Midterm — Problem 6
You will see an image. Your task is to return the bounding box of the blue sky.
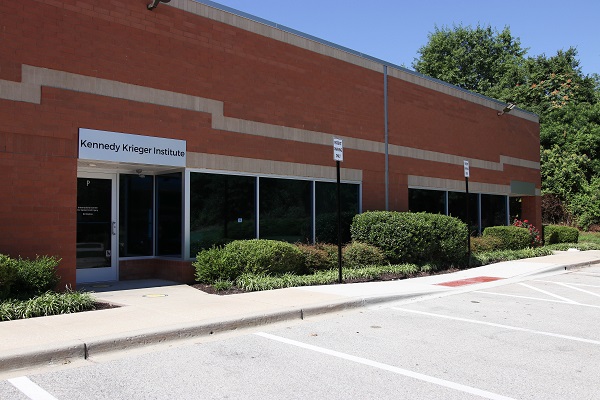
[209,0,599,77]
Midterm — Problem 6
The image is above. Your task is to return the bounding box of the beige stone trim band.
[187,152,362,181]
[408,175,541,196]
[1,65,539,173]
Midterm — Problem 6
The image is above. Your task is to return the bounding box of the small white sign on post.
[333,138,343,162]
[464,160,470,178]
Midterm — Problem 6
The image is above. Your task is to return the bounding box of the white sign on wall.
[79,128,186,167]
[333,138,343,162]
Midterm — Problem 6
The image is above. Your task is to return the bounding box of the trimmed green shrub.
[10,256,60,299]
[482,226,531,250]
[222,240,305,275]
[351,211,467,266]
[342,241,387,268]
[297,244,336,272]
[544,225,579,244]
[193,239,305,283]
[0,254,17,300]
[512,219,543,247]
[470,236,503,253]
[193,246,234,283]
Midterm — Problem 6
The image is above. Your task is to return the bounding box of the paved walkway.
[1,250,600,374]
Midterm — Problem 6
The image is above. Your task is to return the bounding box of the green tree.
[510,48,598,117]
[413,24,526,97]
[413,25,600,229]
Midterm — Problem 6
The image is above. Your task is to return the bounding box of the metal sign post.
[333,138,343,283]
[464,160,471,264]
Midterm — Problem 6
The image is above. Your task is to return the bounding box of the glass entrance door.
[77,173,117,283]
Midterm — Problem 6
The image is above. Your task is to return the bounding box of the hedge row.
[193,239,388,284]
[544,225,579,244]
[0,254,60,301]
[350,211,467,266]
[482,226,531,250]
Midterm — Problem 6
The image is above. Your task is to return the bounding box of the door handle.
[112,221,116,236]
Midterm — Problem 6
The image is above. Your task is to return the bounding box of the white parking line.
[7,377,58,400]
[473,290,600,309]
[473,291,570,304]
[391,308,600,346]
[256,332,517,400]
[534,279,600,289]
[535,281,600,298]
[518,283,579,303]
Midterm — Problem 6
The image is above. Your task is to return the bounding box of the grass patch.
[471,247,554,266]
[579,232,600,245]
[0,291,96,321]
[235,264,420,292]
[544,243,600,251]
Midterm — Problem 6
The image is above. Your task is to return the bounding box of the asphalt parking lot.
[3,265,600,400]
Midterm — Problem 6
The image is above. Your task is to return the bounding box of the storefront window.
[119,174,153,257]
[481,194,507,230]
[315,182,360,244]
[509,197,522,223]
[409,189,446,214]
[156,173,182,257]
[259,177,312,243]
[448,191,479,236]
[190,173,256,254]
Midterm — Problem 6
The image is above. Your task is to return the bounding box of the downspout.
[384,65,389,211]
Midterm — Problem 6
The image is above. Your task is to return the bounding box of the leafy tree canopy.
[413,24,526,97]
[412,25,600,229]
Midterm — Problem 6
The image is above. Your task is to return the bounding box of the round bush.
[0,254,17,300]
[470,236,503,253]
[11,256,60,299]
[342,241,387,268]
[482,226,531,250]
[297,244,336,272]
[193,246,235,283]
[351,211,467,266]
[543,225,579,244]
[194,240,307,283]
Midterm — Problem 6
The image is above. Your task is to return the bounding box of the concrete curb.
[0,292,439,374]
[0,341,85,373]
[2,258,599,374]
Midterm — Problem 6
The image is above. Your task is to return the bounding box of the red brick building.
[0,0,541,287]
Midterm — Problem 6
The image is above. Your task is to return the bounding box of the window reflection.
[315,182,359,244]
[409,189,446,214]
[259,178,312,243]
[448,191,479,236]
[481,194,507,230]
[156,173,182,257]
[119,174,153,257]
[190,173,256,254]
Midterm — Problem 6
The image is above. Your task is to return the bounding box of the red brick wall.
[119,259,195,283]
[0,0,541,287]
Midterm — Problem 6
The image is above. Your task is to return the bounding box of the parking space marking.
[534,280,600,289]
[8,376,58,400]
[518,283,579,303]
[255,332,517,400]
[473,291,570,304]
[391,308,600,346]
[473,290,600,309]
[534,281,600,298]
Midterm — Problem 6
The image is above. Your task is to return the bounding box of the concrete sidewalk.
[1,250,600,374]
